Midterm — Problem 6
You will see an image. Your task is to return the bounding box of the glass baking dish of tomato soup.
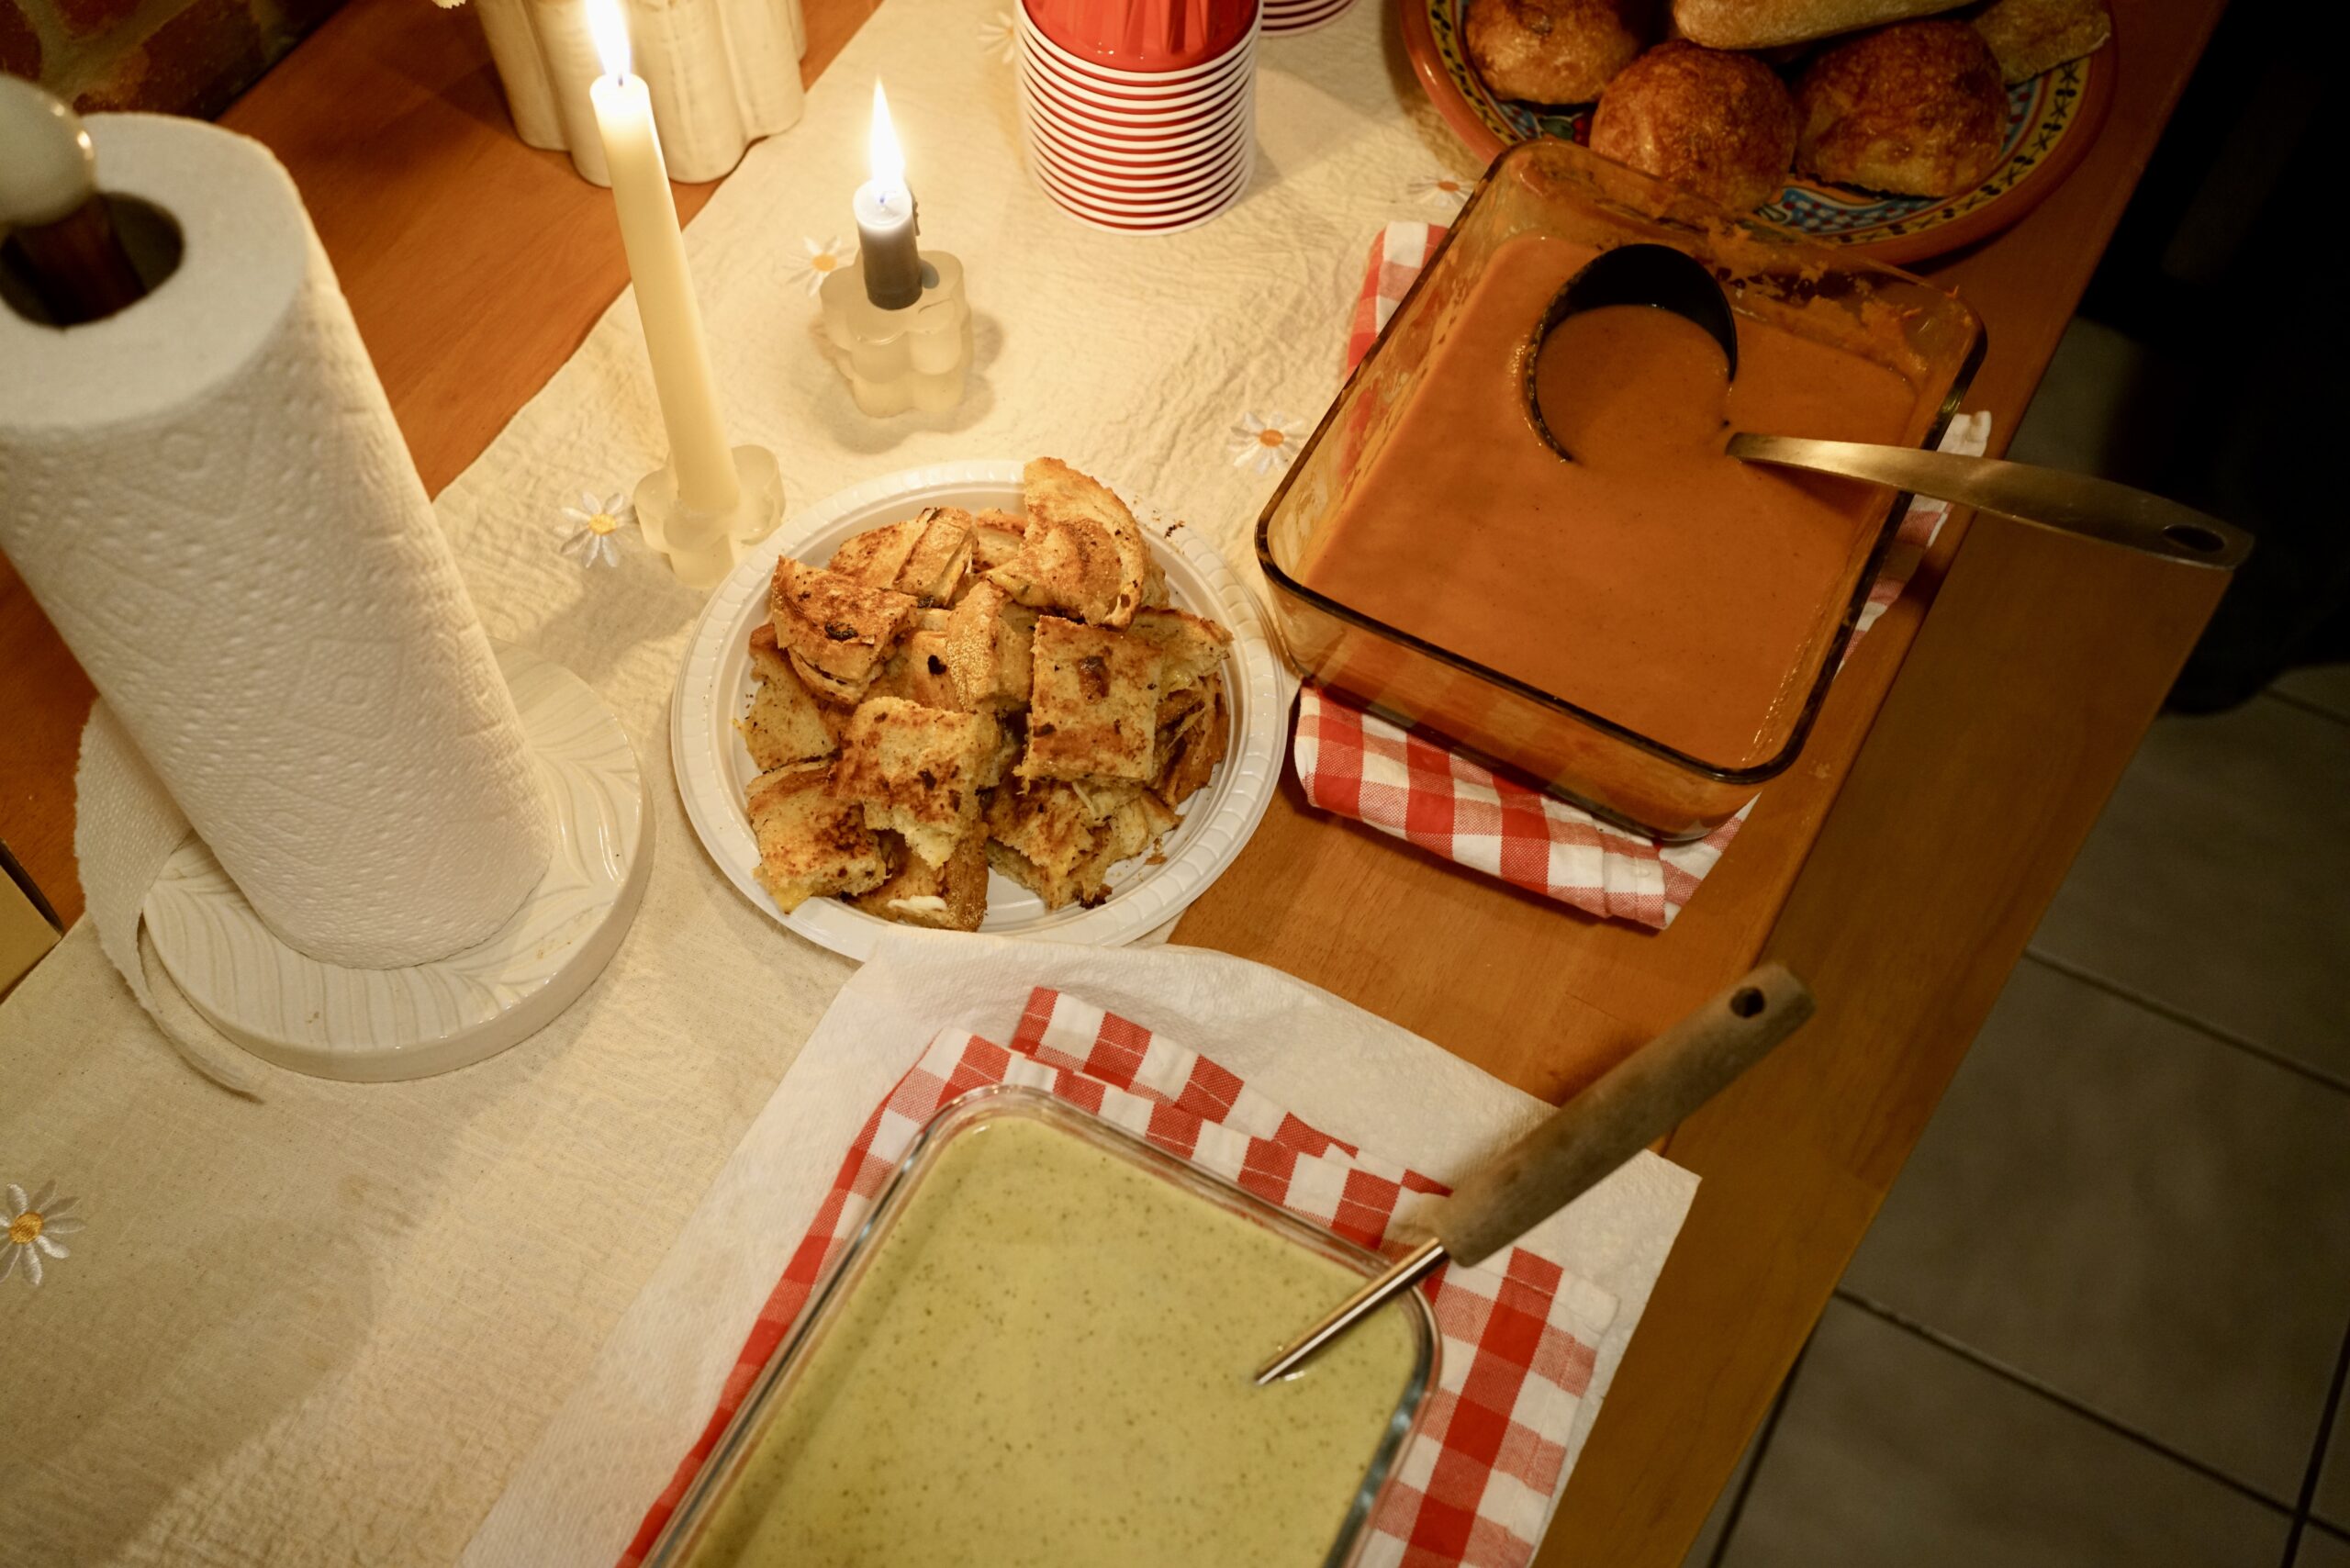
[641,1085,1437,1568]
[1256,138,1985,842]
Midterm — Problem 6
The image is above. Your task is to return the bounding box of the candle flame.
[586,0,631,80]
[868,82,907,203]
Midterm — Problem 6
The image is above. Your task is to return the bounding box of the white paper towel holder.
[139,645,651,1082]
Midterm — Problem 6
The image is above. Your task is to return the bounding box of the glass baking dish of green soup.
[641,1084,1438,1568]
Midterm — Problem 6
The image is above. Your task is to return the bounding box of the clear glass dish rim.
[640,1081,1441,1568]
[1251,136,1991,793]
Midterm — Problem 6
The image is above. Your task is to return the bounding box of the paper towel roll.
[0,115,554,971]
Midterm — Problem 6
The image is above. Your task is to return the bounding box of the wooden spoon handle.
[1432,964,1815,1268]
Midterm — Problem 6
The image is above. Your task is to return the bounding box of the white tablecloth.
[0,1,1485,1561]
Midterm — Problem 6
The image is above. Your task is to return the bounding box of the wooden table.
[0,2,2230,1560]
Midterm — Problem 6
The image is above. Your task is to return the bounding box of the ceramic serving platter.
[670,461,1292,960]
[1402,0,2117,266]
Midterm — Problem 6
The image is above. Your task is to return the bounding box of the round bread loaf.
[1795,21,2008,197]
[1590,42,1797,213]
[1466,0,1649,106]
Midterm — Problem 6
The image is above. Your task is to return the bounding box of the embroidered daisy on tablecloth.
[1407,173,1472,214]
[979,8,1016,63]
[5,1182,84,1287]
[1226,411,1307,476]
[556,490,634,568]
[787,236,856,298]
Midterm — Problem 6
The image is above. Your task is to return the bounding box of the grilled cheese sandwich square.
[984,779,1098,909]
[984,458,1163,628]
[1019,616,1162,784]
[986,781,1175,909]
[741,623,837,771]
[943,580,1036,710]
[970,510,1027,573]
[834,697,995,867]
[746,762,889,912]
[771,557,917,699]
[1126,606,1230,697]
[828,507,978,606]
[1153,670,1228,812]
[850,829,989,931]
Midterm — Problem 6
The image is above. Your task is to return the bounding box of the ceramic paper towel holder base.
[140,647,652,1082]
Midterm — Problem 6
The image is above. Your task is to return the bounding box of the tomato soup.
[1303,234,1917,767]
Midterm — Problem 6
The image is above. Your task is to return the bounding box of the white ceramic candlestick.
[585,0,778,587]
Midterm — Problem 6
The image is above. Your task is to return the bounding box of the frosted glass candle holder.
[475,0,806,185]
[818,252,972,417]
[634,443,783,589]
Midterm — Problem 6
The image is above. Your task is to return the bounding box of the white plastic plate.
[669,461,1292,960]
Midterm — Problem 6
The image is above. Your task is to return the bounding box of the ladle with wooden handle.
[1254,963,1815,1385]
[1523,244,2254,573]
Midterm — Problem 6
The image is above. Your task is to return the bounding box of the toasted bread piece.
[834,697,994,867]
[746,762,889,912]
[983,779,1095,904]
[943,580,1038,710]
[811,695,859,750]
[1067,793,1181,904]
[1153,670,1228,811]
[828,518,923,590]
[986,778,1179,910]
[867,625,964,711]
[1125,606,1231,698]
[772,558,917,698]
[825,508,975,605]
[985,459,1161,628]
[850,829,990,931]
[1971,0,2109,83]
[741,623,837,771]
[903,630,967,710]
[1067,777,1146,824]
[898,508,976,604]
[1019,616,1163,784]
[970,510,1028,574]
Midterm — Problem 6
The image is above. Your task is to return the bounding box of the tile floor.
[1681,319,2350,1567]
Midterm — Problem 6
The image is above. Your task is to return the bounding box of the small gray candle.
[855,84,923,310]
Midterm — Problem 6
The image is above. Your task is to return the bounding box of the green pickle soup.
[679,1114,1423,1567]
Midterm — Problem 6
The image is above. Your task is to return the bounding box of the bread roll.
[1972,0,2111,83]
[1466,0,1650,106]
[1796,21,2007,196]
[1673,0,1966,49]
[1590,42,1797,212]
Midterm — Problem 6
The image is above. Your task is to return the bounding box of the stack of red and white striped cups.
[1262,0,1356,35]
[1016,0,1260,234]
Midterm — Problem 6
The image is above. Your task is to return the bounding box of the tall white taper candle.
[585,0,740,516]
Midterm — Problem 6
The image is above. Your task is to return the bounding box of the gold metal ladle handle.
[1727,433,2253,571]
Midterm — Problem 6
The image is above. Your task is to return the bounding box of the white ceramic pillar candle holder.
[475,0,808,185]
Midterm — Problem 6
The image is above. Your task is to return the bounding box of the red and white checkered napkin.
[622,988,1617,1568]
[1303,221,1991,930]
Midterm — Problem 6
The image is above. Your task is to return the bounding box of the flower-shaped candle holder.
[818,252,972,417]
[634,444,784,589]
